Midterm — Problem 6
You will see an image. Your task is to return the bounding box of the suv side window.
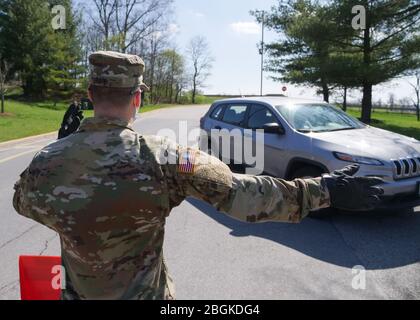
[222,105,248,125]
[210,104,225,120]
[247,104,277,129]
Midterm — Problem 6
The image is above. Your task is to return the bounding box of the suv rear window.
[222,105,247,125]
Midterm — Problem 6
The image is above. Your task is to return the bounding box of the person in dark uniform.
[58,95,85,139]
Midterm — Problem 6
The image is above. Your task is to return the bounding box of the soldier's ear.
[133,90,141,108]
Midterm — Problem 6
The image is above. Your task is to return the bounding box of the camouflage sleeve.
[162,141,330,223]
[13,168,34,219]
[13,166,48,226]
[219,174,330,223]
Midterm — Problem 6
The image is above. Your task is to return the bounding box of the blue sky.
[172,0,416,104]
[74,0,416,104]
[173,0,279,96]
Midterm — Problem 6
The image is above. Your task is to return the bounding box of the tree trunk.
[169,78,174,104]
[192,76,197,104]
[192,86,196,104]
[1,93,4,114]
[23,75,32,97]
[343,86,347,112]
[175,84,179,103]
[149,40,156,104]
[105,28,109,50]
[321,81,329,103]
[361,83,373,123]
[361,7,372,124]
[170,55,175,103]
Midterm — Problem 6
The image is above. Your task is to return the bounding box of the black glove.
[77,109,84,121]
[322,164,384,211]
[58,104,84,140]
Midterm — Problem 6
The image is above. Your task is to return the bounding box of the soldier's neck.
[94,107,134,124]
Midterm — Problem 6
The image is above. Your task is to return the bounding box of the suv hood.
[311,126,420,160]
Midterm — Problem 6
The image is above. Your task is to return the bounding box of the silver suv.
[199,97,420,204]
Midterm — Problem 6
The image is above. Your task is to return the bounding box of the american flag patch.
[178,149,197,174]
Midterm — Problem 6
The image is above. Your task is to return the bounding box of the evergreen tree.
[0,0,85,99]
[255,0,420,123]
[331,0,420,123]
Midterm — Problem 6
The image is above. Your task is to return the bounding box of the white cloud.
[188,10,205,18]
[168,23,180,35]
[230,22,260,35]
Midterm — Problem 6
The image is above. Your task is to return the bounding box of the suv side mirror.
[262,123,285,135]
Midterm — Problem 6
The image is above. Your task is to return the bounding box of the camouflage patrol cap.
[89,51,149,91]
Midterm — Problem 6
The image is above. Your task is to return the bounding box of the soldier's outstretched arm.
[13,168,36,221]
[162,143,330,224]
[13,166,51,227]
[218,173,330,223]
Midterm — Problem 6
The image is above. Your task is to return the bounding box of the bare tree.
[146,30,170,103]
[76,2,104,79]
[88,0,172,53]
[407,72,420,121]
[115,0,172,53]
[151,48,185,103]
[0,57,10,114]
[186,36,213,104]
[168,48,185,103]
[388,93,395,111]
[91,0,118,50]
[174,72,188,103]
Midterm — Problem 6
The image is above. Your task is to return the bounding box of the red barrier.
[19,256,62,300]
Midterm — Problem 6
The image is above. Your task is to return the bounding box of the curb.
[0,104,210,146]
[0,131,58,148]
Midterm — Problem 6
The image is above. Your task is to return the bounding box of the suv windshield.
[275,104,365,133]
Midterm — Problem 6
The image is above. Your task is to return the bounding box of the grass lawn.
[347,108,420,140]
[0,100,184,143]
[1,100,68,142]
[1,100,419,143]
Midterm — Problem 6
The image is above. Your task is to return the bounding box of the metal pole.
[260,11,265,97]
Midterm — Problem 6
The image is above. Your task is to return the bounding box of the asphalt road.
[0,105,419,300]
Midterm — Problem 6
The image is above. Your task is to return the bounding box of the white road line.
[0,139,54,152]
[0,132,57,148]
[0,146,38,153]
[0,144,200,165]
[0,149,39,164]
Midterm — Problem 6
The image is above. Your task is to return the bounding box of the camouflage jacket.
[13,117,330,300]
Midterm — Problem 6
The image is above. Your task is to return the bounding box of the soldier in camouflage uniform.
[13,51,384,300]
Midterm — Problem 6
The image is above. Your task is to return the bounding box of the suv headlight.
[333,152,384,166]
